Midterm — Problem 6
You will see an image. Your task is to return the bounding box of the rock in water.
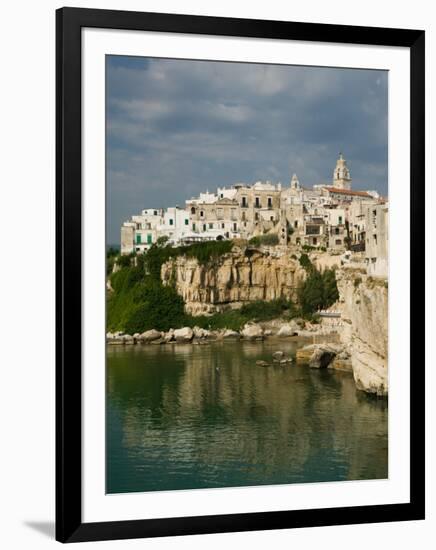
[241,323,264,340]
[163,329,175,343]
[222,329,240,339]
[272,351,284,360]
[139,329,162,343]
[256,360,269,367]
[309,348,336,369]
[277,322,299,337]
[173,327,194,342]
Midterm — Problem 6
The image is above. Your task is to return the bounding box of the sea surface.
[107,339,388,494]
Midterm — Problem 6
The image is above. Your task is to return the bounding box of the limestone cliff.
[161,246,305,315]
[336,266,388,396]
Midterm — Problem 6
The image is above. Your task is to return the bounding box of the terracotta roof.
[322,187,371,198]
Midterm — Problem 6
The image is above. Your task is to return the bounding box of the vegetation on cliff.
[145,240,234,281]
[107,241,234,332]
[106,243,339,333]
[248,233,279,247]
[297,255,339,316]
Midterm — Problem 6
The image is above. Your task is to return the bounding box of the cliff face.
[336,267,388,396]
[161,247,305,315]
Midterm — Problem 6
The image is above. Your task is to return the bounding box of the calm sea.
[107,340,388,494]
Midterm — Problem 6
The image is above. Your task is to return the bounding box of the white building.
[120,153,387,258]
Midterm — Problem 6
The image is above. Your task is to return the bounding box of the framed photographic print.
[56,7,425,543]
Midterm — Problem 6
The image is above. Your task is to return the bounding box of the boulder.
[193,326,210,339]
[277,321,299,337]
[163,330,175,343]
[174,327,194,342]
[222,329,240,340]
[256,360,270,367]
[309,347,336,369]
[139,329,162,343]
[241,324,264,340]
[272,351,284,361]
[122,334,135,345]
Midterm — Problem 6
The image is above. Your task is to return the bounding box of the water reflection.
[107,341,388,493]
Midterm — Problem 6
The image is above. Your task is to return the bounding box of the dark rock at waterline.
[256,360,270,367]
[309,348,336,369]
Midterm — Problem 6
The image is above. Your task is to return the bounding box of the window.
[335,227,340,235]
[192,223,196,231]
[242,211,246,221]
[335,239,342,245]
[200,211,204,217]
[233,223,237,231]
[241,196,247,207]
[220,193,223,199]
[313,237,317,245]
[191,207,196,215]
[153,210,158,216]
[221,223,225,229]
[185,219,189,225]
[255,196,260,208]
[270,216,274,221]
[338,216,343,224]
[373,234,378,244]
[209,223,213,229]
[294,220,298,228]
[147,234,152,244]
[255,212,259,221]
[169,219,174,226]
[136,234,141,244]
[267,197,272,208]
[203,224,206,231]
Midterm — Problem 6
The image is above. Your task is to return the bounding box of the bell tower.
[332,152,352,190]
[290,173,300,190]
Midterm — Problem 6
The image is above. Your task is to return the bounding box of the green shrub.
[117,254,133,268]
[249,233,279,247]
[297,268,339,317]
[124,281,186,333]
[106,246,119,258]
[299,253,313,271]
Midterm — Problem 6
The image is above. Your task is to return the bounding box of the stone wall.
[336,266,388,396]
[161,246,306,315]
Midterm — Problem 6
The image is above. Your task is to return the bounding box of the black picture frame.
[56,7,425,543]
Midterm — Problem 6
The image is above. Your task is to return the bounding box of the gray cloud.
[106,56,388,244]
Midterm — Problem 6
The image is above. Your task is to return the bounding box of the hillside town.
[121,153,388,277]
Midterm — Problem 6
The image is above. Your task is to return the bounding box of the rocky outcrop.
[295,343,350,371]
[161,246,305,315]
[336,267,388,396]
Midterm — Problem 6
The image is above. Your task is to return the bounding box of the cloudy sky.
[106,56,388,244]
